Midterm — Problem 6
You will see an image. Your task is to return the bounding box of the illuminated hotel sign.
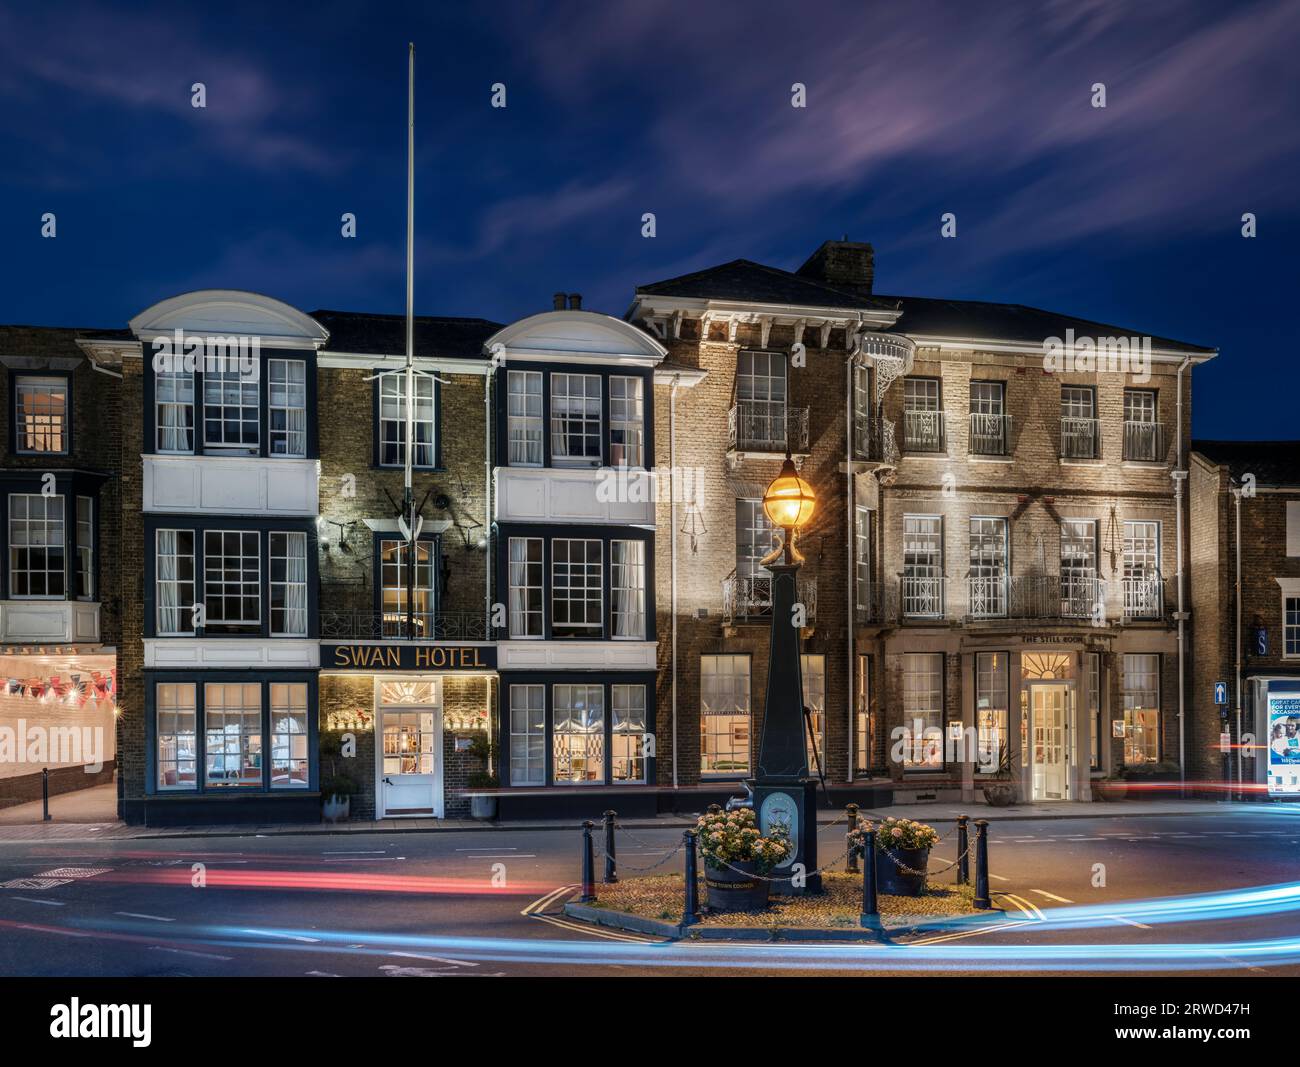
[322,643,497,672]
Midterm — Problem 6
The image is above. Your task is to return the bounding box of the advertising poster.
[1267,689,1300,796]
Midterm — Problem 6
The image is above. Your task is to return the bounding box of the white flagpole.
[404,42,417,636]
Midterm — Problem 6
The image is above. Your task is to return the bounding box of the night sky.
[1,0,1297,439]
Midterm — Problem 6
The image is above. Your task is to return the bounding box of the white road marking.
[457,847,517,852]
[239,929,321,943]
[306,970,340,977]
[323,857,407,863]
[388,952,476,967]
[323,850,386,855]
[12,896,64,906]
[1107,915,1152,930]
[988,872,1010,882]
[1030,889,1074,903]
[116,912,175,923]
[149,945,232,961]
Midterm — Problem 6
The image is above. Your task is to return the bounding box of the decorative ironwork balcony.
[319,610,491,641]
[728,401,810,453]
[900,575,947,619]
[1002,575,1106,620]
[1060,416,1099,459]
[1123,421,1165,463]
[902,410,945,453]
[854,582,891,625]
[967,575,1009,618]
[1121,576,1165,619]
[722,574,817,625]
[968,412,1011,456]
[851,415,900,465]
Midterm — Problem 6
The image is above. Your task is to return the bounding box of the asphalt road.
[0,809,1298,978]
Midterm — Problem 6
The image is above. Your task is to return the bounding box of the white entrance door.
[1031,684,1069,801]
[378,706,442,818]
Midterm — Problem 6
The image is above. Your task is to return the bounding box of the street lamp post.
[750,454,822,895]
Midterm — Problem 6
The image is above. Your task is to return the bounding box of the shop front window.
[553,684,604,783]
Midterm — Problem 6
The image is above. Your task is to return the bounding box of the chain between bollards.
[42,767,50,822]
[859,827,878,927]
[602,809,618,884]
[580,820,596,902]
[973,818,991,909]
[956,814,969,885]
[845,803,859,873]
[682,829,700,926]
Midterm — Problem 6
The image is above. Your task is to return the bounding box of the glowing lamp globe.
[763,458,816,532]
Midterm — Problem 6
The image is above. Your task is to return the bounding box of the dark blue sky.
[2,0,1297,438]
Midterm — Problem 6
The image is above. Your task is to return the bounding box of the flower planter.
[704,860,771,912]
[322,794,351,823]
[469,794,497,820]
[982,781,1019,807]
[875,845,929,896]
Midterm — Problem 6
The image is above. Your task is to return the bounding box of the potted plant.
[695,807,791,912]
[319,730,358,822]
[872,816,939,896]
[466,734,498,819]
[981,742,1021,807]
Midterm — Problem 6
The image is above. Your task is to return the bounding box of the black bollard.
[602,809,618,884]
[859,828,878,927]
[42,767,51,822]
[973,819,991,909]
[845,803,860,873]
[580,820,596,902]
[956,814,969,885]
[682,829,700,926]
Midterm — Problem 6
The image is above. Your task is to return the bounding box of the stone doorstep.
[561,900,1007,942]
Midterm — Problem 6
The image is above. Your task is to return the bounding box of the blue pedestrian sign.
[1214,681,1228,706]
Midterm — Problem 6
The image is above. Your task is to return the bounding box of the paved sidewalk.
[0,793,1273,844]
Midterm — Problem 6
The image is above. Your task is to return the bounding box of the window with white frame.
[269,532,308,636]
[155,366,195,453]
[378,372,435,467]
[1122,653,1160,765]
[14,376,69,454]
[1060,385,1097,459]
[8,493,64,598]
[204,682,263,787]
[203,530,260,631]
[736,498,777,580]
[609,375,644,467]
[509,684,545,785]
[852,363,872,458]
[550,373,601,464]
[1284,595,1300,658]
[854,506,871,617]
[551,538,602,637]
[379,539,435,636]
[735,351,788,450]
[156,529,195,634]
[506,370,543,466]
[1088,652,1103,769]
[976,652,1009,772]
[902,652,944,770]
[203,365,259,452]
[610,539,646,638]
[903,377,943,452]
[270,682,309,788]
[1122,388,1160,461]
[1061,519,1098,617]
[801,653,826,773]
[968,380,1008,455]
[855,654,872,775]
[701,654,750,775]
[553,684,604,784]
[268,359,307,457]
[902,515,944,617]
[1123,520,1161,617]
[156,682,197,790]
[969,517,1008,617]
[507,536,543,637]
[75,496,93,599]
[611,684,647,783]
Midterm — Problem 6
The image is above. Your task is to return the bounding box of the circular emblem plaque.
[759,791,799,869]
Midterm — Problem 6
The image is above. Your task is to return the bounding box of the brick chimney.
[553,292,566,310]
[568,293,582,310]
[796,239,874,295]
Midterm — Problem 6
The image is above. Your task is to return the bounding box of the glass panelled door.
[1030,684,1069,800]
[377,680,442,818]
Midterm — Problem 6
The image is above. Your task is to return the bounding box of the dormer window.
[13,375,69,455]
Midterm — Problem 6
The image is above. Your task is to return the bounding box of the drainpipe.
[846,316,865,783]
[669,374,681,789]
[1231,482,1243,801]
[1173,356,1191,796]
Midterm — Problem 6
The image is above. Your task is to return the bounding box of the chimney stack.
[796,239,874,295]
[568,293,582,310]
[553,292,566,310]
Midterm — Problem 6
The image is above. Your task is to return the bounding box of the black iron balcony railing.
[902,410,945,453]
[319,609,492,641]
[1060,416,1099,459]
[728,401,810,453]
[968,412,1011,456]
[1123,421,1165,463]
[900,574,947,619]
[722,574,817,625]
[967,575,1009,618]
[852,414,901,465]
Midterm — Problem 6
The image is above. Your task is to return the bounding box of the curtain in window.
[610,539,645,638]
[285,533,307,635]
[158,529,179,633]
[508,537,531,633]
